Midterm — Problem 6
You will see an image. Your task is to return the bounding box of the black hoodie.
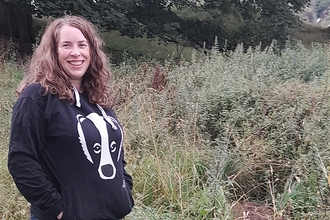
[8,83,134,220]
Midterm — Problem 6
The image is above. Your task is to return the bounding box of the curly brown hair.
[17,15,113,108]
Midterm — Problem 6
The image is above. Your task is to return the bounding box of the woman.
[8,15,134,220]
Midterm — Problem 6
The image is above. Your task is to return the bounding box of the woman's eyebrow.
[59,40,88,43]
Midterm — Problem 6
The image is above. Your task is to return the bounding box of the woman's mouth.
[68,61,84,66]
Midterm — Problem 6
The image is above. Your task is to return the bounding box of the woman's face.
[57,25,91,89]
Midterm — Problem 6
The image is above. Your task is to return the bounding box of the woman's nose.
[70,45,81,56]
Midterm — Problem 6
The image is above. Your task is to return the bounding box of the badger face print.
[76,112,122,180]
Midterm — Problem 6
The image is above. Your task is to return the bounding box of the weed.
[2,41,330,219]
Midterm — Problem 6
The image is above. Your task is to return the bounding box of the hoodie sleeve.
[8,91,63,218]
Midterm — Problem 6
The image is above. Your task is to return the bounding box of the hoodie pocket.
[122,179,134,209]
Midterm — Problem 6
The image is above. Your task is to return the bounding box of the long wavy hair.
[17,15,113,108]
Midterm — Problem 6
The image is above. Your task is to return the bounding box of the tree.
[193,0,311,50]
[255,0,311,49]
[0,0,311,57]
[0,0,35,55]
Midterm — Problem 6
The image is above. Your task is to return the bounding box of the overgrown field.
[1,42,330,219]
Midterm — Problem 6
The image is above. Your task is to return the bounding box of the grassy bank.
[1,41,330,219]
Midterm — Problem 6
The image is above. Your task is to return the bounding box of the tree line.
[0,0,310,56]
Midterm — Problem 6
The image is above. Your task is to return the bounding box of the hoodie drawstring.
[72,84,117,130]
[72,85,81,108]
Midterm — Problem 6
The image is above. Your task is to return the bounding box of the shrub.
[2,40,330,219]
[114,42,330,218]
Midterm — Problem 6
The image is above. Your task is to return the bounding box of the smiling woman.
[7,15,134,220]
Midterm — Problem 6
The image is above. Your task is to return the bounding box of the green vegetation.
[2,40,330,219]
[291,22,330,49]
[100,31,195,64]
[1,0,310,55]
[0,61,27,219]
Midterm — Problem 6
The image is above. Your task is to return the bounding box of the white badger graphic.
[76,113,122,180]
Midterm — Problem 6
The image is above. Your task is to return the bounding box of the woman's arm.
[8,92,63,218]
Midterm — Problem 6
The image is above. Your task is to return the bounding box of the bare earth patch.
[231,202,287,220]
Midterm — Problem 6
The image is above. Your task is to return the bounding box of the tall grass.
[112,42,330,219]
[0,61,28,219]
[1,41,330,219]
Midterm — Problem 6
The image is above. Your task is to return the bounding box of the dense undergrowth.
[1,41,330,219]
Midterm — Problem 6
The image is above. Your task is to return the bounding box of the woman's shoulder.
[19,83,46,99]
